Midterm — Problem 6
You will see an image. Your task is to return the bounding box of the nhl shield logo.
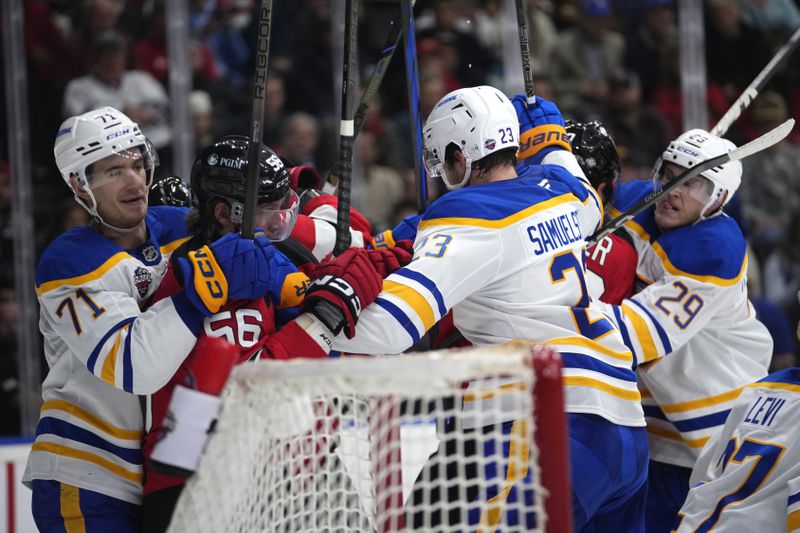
[207,153,219,166]
[133,267,153,298]
[141,244,159,262]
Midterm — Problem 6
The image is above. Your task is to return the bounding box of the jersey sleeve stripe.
[611,306,636,367]
[643,404,668,421]
[645,406,732,433]
[99,327,124,386]
[382,280,436,332]
[374,297,420,344]
[646,425,710,448]
[394,268,447,317]
[36,417,142,465]
[659,386,745,414]
[419,194,578,230]
[160,236,191,255]
[40,400,142,440]
[652,242,747,286]
[87,317,136,375]
[547,336,632,362]
[30,441,142,483]
[607,207,652,242]
[788,510,800,533]
[789,491,800,507]
[35,252,130,295]
[560,352,637,382]
[562,376,641,401]
[621,303,660,363]
[628,298,673,354]
[122,322,134,393]
[749,382,800,394]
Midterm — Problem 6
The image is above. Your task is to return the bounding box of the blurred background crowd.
[1,0,800,435]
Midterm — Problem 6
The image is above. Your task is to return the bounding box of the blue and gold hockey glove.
[512,95,572,165]
[178,233,278,315]
[371,213,421,250]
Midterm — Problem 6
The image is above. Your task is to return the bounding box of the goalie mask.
[654,129,742,221]
[54,106,158,229]
[192,136,298,241]
[565,120,620,204]
[423,86,519,190]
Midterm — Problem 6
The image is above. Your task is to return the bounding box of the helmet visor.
[423,146,445,180]
[255,189,299,242]
[654,162,713,206]
[85,141,159,189]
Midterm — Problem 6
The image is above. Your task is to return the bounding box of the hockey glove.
[512,95,572,164]
[178,233,278,315]
[303,248,383,338]
[365,240,414,278]
[372,214,421,249]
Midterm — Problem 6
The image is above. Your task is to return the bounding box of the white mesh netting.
[167,344,551,532]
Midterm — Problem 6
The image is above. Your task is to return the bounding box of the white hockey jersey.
[676,368,800,532]
[333,154,645,428]
[596,180,772,467]
[24,207,199,504]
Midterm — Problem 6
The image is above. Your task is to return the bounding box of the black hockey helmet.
[191,135,291,209]
[149,175,191,207]
[565,120,620,201]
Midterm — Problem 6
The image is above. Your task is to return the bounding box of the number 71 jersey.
[676,369,800,532]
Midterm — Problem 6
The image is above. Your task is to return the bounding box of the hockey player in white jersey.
[674,368,800,532]
[25,107,280,532]
[593,129,773,531]
[329,86,648,531]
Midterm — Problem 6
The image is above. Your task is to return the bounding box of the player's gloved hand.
[302,248,384,338]
[512,94,571,164]
[372,214,421,249]
[365,240,414,278]
[178,233,278,315]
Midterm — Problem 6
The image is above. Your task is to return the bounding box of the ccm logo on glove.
[187,246,228,312]
[311,275,360,314]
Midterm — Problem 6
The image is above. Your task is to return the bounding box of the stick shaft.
[401,0,428,212]
[514,0,535,103]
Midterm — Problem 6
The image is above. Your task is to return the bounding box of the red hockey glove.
[303,248,383,338]
[365,240,414,278]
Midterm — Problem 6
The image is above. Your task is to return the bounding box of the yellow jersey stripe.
[608,207,652,242]
[547,336,632,362]
[787,509,800,532]
[464,381,527,403]
[41,400,142,440]
[32,441,142,483]
[36,252,130,295]
[563,376,641,401]
[621,303,660,363]
[160,236,191,256]
[60,483,87,533]
[382,280,436,331]
[99,327,125,386]
[419,194,579,230]
[658,387,745,414]
[748,382,800,394]
[646,425,710,448]
[478,419,530,532]
[652,242,747,286]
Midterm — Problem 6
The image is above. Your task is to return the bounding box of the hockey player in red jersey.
[566,120,638,304]
[140,136,411,532]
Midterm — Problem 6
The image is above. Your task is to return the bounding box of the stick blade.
[731,118,795,161]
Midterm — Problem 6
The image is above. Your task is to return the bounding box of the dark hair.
[444,143,517,173]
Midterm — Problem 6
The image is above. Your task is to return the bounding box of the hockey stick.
[514,0,535,104]
[325,19,404,192]
[242,0,273,239]
[587,118,795,246]
[711,26,800,137]
[333,0,359,256]
[401,0,428,212]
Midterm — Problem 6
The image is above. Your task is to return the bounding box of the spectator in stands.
[747,255,796,371]
[762,213,800,313]
[624,0,676,101]
[355,131,405,232]
[62,30,172,154]
[0,161,12,275]
[190,0,254,89]
[548,0,626,120]
[262,72,289,147]
[132,2,169,84]
[62,0,126,79]
[277,113,320,169]
[736,0,800,34]
[190,90,216,151]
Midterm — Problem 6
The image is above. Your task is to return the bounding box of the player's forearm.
[331,304,416,355]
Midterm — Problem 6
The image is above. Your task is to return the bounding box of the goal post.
[167,343,571,532]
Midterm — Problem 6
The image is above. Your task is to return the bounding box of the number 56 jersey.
[676,369,800,532]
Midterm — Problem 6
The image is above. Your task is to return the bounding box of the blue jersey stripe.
[757,368,800,387]
[644,405,731,433]
[789,491,800,507]
[374,297,420,344]
[36,417,142,465]
[122,322,134,393]
[87,317,136,374]
[612,305,636,366]
[643,404,668,421]
[395,268,447,317]
[560,352,637,382]
[628,298,673,354]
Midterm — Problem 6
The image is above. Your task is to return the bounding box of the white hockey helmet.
[657,129,741,215]
[54,107,158,225]
[422,85,519,190]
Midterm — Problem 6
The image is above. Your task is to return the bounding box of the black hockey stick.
[242,0,273,239]
[711,26,800,136]
[587,118,795,247]
[401,0,428,212]
[333,0,359,256]
[326,19,404,191]
[514,0,535,104]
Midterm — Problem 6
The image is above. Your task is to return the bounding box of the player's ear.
[213,200,232,227]
[69,177,94,207]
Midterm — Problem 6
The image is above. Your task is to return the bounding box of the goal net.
[167,343,570,533]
